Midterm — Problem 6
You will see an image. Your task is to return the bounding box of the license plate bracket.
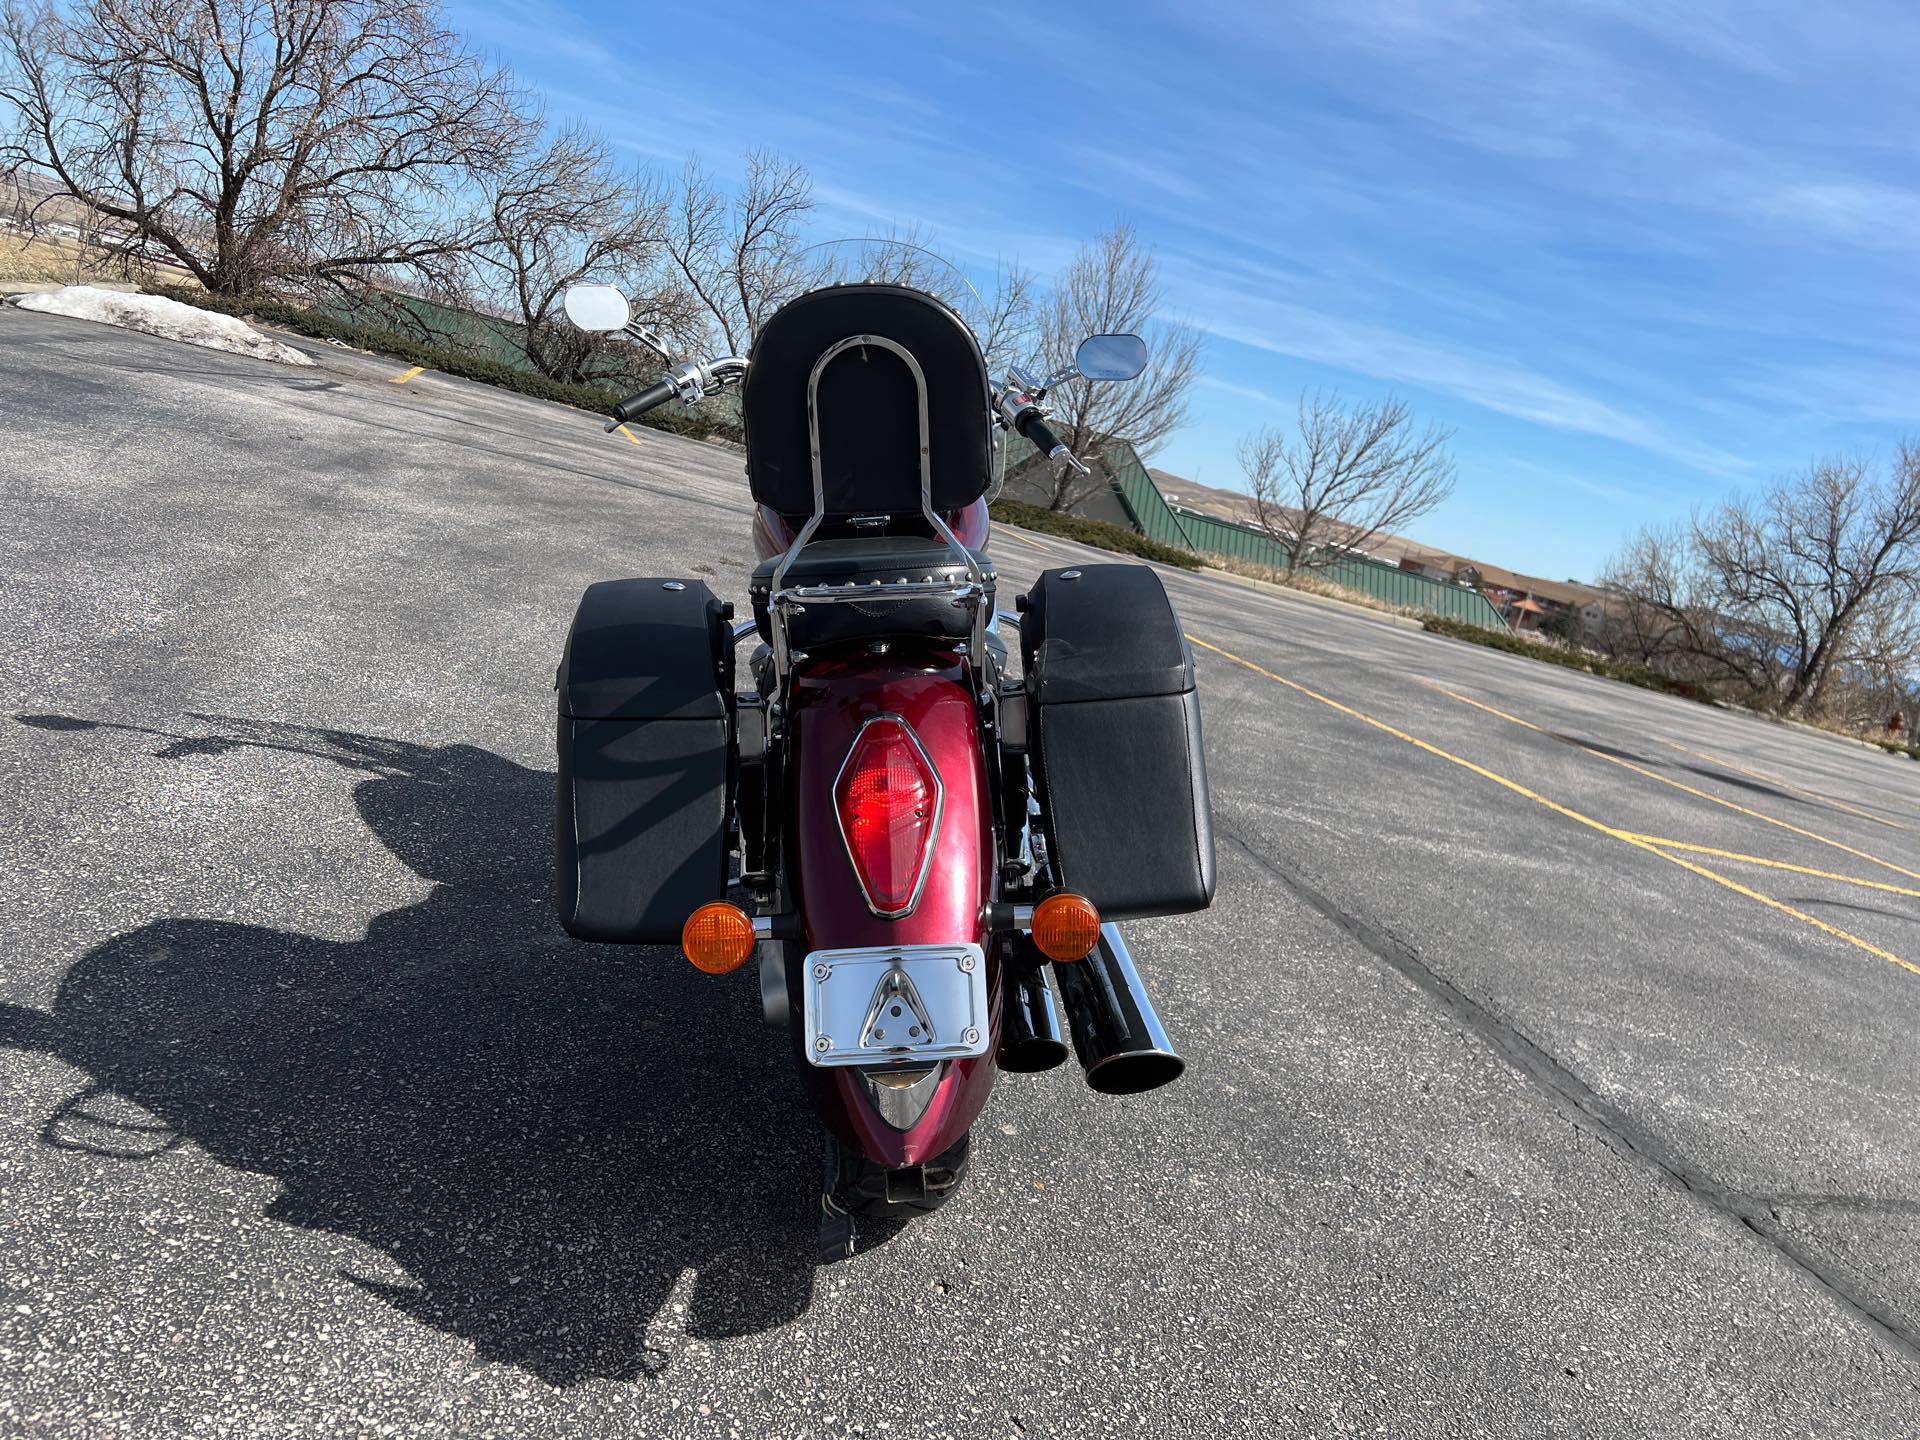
[802,943,989,1068]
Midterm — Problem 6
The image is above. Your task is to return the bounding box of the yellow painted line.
[389,366,425,385]
[617,423,642,445]
[997,529,1070,557]
[1422,681,1920,885]
[1619,835,1920,900]
[1654,736,1906,830]
[1188,634,1920,978]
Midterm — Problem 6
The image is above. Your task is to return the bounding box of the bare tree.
[1601,446,1920,717]
[464,123,699,383]
[974,258,1037,378]
[1836,590,1920,732]
[1239,390,1456,573]
[0,0,525,295]
[663,149,814,355]
[809,224,1037,373]
[1693,449,1920,715]
[1599,523,1785,695]
[1031,223,1201,510]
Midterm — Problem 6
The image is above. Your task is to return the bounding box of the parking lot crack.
[1221,828,1920,1365]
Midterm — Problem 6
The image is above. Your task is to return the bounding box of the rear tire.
[828,1129,972,1220]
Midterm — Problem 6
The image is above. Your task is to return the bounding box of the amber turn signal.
[681,902,756,974]
[1031,892,1101,962]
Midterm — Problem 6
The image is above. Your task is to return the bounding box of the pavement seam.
[1220,828,1920,1366]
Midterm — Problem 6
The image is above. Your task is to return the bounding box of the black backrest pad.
[743,285,991,519]
[1021,565,1194,704]
[557,578,732,720]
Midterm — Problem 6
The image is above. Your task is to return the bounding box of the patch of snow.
[11,285,314,366]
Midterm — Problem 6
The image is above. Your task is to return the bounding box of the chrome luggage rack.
[765,333,992,680]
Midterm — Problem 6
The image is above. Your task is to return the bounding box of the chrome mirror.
[562,283,631,332]
[1074,333,1149,382]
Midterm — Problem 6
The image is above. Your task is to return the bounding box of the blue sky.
[451,0,1920,582]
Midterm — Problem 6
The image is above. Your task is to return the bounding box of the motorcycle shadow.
[1,714,820,1385]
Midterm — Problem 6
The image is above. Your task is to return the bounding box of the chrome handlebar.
[609,342,1089,475]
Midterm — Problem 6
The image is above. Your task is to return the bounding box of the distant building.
[1115,462,1618,635]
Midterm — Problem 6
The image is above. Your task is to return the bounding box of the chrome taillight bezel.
[832,712,945,919]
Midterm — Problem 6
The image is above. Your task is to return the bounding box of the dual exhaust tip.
[1000,924,1184,1096]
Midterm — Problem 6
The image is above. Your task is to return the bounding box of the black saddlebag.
[555,579,734,944]
[1021,565,1214,920]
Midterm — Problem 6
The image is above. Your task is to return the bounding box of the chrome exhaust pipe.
[1053,923,1185,1095]
[998,947,1069,1072]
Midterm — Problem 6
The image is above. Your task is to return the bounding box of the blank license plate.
[802,943,989,1068]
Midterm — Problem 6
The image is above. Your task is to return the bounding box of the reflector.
[834,717,942,916]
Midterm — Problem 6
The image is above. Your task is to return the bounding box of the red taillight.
[834,716,942,916]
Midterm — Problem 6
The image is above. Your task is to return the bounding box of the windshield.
[774,238,993,348]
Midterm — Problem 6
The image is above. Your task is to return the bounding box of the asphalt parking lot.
[3,305,1919,1438]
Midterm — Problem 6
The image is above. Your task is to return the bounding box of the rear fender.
[786,648,998,1167]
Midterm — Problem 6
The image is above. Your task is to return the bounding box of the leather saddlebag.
[1021,564,1215,920]
[555,579,734,943]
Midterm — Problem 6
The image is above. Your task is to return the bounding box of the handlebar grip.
[1015,407,1063,459]
[608,378,679,426]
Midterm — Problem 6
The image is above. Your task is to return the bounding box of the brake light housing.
[834,714,944,917]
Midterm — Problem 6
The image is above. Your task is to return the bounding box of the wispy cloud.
[453,0,1920,575]
[1755,180,1920,246]
[1181,286,1749,476]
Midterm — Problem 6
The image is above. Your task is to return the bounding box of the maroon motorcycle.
[553,243,1213,1255]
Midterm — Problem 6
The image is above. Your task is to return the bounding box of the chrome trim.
[775,578,987,608]
[803,942,990,1068]
[862,1064,943,1130]
[761,328,1000,724]
[768,510,823,677]
[831,712,946,920]
[620,320,673,360]
[1081,923,1183,1093]
[702,355,749,390]
[661,354,749,403]
[730,618,759,644]
[767,332,993,681]
[800,332,983,589]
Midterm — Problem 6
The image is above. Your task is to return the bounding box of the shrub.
[152,286,739,442]
[988,496,1202,569]
[1421,614,1710,701]
[1541,604,1585,645]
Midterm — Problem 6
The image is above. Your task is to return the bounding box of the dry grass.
[0,233,90,283]
[0,232,198,288]
[1795,714,1920,762]
[1204,553,1426,619]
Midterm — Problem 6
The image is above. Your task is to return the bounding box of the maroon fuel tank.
[786,647,999,1168]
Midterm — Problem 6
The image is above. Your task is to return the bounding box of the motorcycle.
[553,241,1214,1256]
